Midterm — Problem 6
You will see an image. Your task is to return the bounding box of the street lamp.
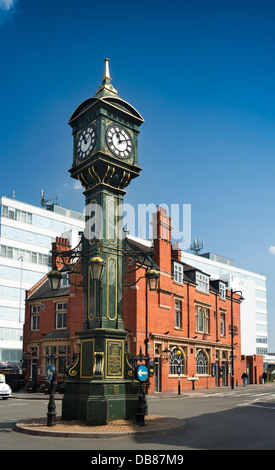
[89,255,105,281]
[145,267,160,291]
[47,264,62,291]
[162,347,171,360]
[230,289,244,389]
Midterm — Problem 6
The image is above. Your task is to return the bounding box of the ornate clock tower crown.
[68,58,144,190]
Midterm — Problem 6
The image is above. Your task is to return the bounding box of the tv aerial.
[190,238,204,255]
[41,189,58,210]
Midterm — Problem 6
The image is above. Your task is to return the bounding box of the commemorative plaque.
[106,339,124,378]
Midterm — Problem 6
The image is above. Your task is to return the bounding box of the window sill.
[196,288,210,295]
[168,374,186,378]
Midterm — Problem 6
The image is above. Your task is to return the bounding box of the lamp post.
[46,353,57,427]
[230,289,244,389]
[176,349,182,395]
[145,267,160,371]
[125,265,160,398]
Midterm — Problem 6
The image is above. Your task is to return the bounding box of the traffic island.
[14,415,185,438]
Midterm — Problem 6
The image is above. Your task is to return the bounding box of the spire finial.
[103,58,111,81]
[95,58,117,96]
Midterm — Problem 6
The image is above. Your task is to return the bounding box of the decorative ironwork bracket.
[51,233,158,288]
[124,236,157,274]
[52,235,83,287]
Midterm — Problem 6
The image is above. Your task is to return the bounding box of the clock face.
[77,126,96,160]
[106,125,133,159]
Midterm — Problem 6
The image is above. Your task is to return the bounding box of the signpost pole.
[136,382,146,426]
[46,364,57,427]
[136,364,149,426]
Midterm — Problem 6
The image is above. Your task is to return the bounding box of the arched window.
[169,348,185,375]
[196,350,208,375]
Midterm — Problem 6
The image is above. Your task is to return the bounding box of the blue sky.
[1,0,275,349]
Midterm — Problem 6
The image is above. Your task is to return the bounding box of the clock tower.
[62,59,144,425]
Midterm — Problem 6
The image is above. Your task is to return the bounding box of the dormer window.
[219,282,226,300]
[174,262,183,284]
[196,272,209,294]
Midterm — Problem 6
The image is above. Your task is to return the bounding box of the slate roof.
[26,278,70,301]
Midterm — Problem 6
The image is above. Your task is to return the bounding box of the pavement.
[11,383,273,438]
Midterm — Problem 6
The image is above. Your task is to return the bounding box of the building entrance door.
[215,362,219,387]
[31,359,37,384]
[247,362,251,384]
[220,363,227,386]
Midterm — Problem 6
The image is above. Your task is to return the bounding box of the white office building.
[0,195,85,366]
[181,251,268,359]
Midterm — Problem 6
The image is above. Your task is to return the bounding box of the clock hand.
[83,134,91,145]
[116,133,128,144]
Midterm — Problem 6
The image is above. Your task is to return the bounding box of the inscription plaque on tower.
[106,339,124,378]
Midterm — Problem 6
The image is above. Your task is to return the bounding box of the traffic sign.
[46,364,55,382]
[137,365,148,382]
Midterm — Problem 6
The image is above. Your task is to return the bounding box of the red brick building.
[23,238,84,389]
[124,207,246,392]
[23,209,263,392]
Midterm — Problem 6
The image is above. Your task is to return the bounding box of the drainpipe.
[216,293,218,342]
[187,283,190,338]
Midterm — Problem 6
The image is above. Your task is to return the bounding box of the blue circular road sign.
[46,364,55,382]
[137,364,148,382]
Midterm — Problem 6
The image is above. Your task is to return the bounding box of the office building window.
[2,205,32,224]
[256,347,267,355]
[0,244,51,266]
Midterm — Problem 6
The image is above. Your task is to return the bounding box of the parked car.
[0,362,20,373]
[0,377,12,399]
